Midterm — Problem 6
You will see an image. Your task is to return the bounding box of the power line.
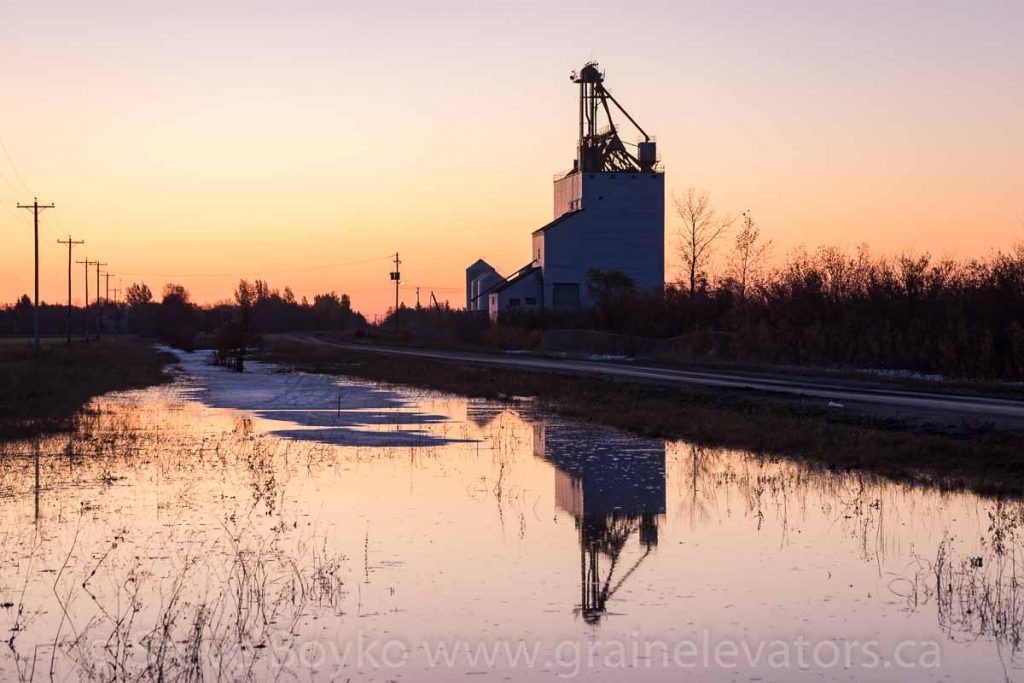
[113,253,395,279]
[0,181,30,222]
[0,195,25,223]
[0,169,22,197]
[45,206,69,244]
[37,209,60,249]
[17,198,55,350]
[0,134,32,194]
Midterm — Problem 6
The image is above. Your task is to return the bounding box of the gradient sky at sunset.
[1,0,1021,315]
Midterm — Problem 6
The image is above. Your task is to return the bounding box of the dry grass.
[0,407,350,681]
[0,338,176,439]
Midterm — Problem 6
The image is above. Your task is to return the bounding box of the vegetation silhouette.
[383,242,1024,380]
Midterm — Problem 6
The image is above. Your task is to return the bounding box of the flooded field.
[2,351,1023,681]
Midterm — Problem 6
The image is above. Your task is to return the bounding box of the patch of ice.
[855,368,946,382]
[167,348,469,447]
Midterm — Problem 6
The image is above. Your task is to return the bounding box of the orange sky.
[1,1,1021,316]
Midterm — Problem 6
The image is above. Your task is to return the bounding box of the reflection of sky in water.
[174,349,473,447]
[0,356,1020,681]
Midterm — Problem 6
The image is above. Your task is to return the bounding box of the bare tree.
[730,210,772,299]
[234,279,256,308]
[675,188,734,296]
[161,283,190,304]
[124,282,153,306]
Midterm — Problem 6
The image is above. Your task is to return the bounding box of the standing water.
[1,350,1021,681]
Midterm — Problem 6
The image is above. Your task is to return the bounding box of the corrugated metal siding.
[465,260,496,310]
[553,173,583,218]
[489,269,543,321]
[542,172,664,306]
[470,270,504,312]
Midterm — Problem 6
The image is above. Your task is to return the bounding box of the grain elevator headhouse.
[466,62,665,318]
[574,62,659,174]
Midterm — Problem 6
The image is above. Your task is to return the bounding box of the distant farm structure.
[467,62,665,319]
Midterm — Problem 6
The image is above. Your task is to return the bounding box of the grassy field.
[264,336,1024,498]
[0,337,177,439]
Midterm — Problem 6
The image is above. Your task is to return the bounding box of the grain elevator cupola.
[572,62,658,173]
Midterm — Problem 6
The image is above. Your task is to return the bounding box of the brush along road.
[283,335,1024,430]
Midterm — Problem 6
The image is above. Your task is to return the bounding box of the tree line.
[393,188,1024,380]
[4,188,1021,378]
[0,280,367,358]
[664,190,1024,378]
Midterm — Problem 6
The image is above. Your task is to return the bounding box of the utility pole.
[17,198,55,350]
[103,271,113,303]
[102,272,115,335]
[94,262,107,339]
[416,287,421,309]
[76,258,95,340]
[390,251,401,331]
[57,235,84,344]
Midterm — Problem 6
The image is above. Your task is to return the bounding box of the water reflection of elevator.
[533,423,666,623]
